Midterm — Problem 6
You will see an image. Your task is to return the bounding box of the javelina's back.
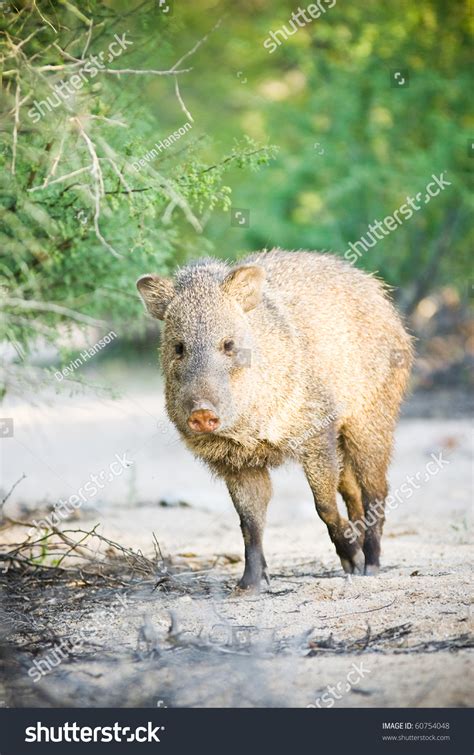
[245,249,413,424]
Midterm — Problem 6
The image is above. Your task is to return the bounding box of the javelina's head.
[136,261,265,436]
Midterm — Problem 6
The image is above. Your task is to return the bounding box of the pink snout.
[187,406,220,433]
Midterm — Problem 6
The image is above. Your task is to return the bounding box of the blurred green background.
[0,0,472,390]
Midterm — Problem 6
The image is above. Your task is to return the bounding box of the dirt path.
[1,375,472,708]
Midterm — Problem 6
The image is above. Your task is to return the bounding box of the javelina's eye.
[223,339,234,354]
[174,342,185,357]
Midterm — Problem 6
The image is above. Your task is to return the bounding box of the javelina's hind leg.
[338,454,365,548]
[224,467,271,592]
[357,477,387,576]
[344,425,391,576]
[303,433,365,575]
[359,474,388,576]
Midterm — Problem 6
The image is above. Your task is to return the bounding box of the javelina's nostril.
[188,409,220,433]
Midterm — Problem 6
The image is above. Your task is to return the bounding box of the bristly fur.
[137,249,414,586]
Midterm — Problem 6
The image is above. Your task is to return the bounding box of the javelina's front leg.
[224,467,271,592]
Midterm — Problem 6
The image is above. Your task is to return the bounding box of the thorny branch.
[1,297,105,326]
[11,76,21,175]
[2,12,224,254]
[1,474,27,509]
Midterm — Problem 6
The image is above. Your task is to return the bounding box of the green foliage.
[0,0,472,391]
[0,0,276,374]
[176,0,472,303]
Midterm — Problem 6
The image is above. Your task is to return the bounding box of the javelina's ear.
[221,265,265,312]
[136,274,175,320]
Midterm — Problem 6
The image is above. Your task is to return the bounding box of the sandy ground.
[0,364,472,708]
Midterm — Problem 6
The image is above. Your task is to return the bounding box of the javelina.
[137,250,413,590]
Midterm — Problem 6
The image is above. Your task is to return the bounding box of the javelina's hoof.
[229,583,260,598]
[340,549,365,575]
[230,571,270,596]
[364,563,380,576]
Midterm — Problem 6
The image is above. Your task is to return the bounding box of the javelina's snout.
[187,401,220,433]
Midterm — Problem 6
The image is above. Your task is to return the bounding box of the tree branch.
[3,297,105,327]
